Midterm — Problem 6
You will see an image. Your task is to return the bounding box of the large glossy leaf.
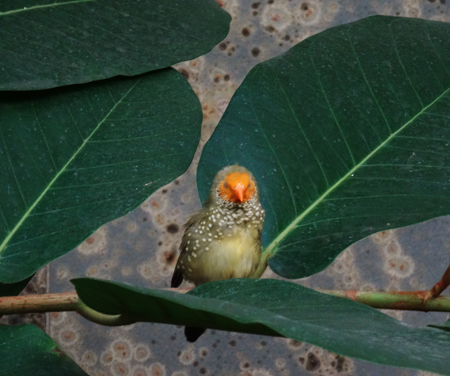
[73,278,450,375]
[429,319,450,332]
[0,68,201,283]
[198,16,450,278]
[0,0,230,90]
[0,324,88,376]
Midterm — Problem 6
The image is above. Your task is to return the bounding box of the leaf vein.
[0,79,142,255]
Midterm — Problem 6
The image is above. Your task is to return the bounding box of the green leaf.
[0,68,201,283]
[198,16,450,278]
[73,278,450,375]
[0,324,88,376]
[0,0,230,90]
[429,319,450,332]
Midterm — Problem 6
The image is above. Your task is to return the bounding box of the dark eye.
[223,181,230,189]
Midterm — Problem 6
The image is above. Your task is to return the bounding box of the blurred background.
[2,1,449,375]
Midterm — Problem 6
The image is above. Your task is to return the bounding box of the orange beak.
[233,182,246,203]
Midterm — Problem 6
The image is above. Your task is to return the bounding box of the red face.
[217,172,255,203]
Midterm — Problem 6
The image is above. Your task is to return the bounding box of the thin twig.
[318,289,450,312]
[423,262,450,302]
[0,292,132,326]
[1,289,449,328]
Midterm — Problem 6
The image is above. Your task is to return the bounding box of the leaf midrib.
[0,0,95,16]
[263,85,450,257]
[0,79,140,255]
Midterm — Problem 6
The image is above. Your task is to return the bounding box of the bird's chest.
[214,225,260,274]
[184,224,261,285]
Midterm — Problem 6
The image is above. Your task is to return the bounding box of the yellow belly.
[185,226,261,286]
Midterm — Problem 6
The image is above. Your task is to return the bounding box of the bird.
[171,164,265,341]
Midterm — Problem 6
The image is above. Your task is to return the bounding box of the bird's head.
[210,165,258,205]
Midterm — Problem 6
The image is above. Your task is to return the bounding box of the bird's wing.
[170,207,207,288]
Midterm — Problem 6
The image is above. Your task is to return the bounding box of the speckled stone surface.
[43,1,450,375]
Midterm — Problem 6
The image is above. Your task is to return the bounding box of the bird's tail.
[185,326,206,342]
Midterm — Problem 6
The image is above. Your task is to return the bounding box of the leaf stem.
[252,252,270,279]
